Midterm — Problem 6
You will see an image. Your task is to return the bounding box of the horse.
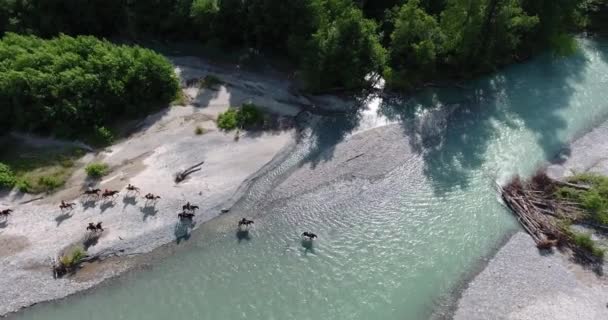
[0,209,12,220]
[86,222,104,232]
[144,193,161,201]
[82,188,101,197]
[301,232,317,240]
[182,202,199,212]
[178,212,195,220]
[59,201,76,211]
[126,184,140,194]
[101,189,119,200]
[238,218,254,227]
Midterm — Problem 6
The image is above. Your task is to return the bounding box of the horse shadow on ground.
[236,230,251,242]
[99,201,116,213]
[0,220,7,229]
[123,196,138,209]
[83,233,102,250]
[55,212,73,226]
[140,206,159,221]
[81,199,97,211]
[174,220,195,244]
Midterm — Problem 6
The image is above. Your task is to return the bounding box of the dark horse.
[0,209,12,219]
[126,184,140,194]
[86,222,104,232]
[101,189,119,200]
[178,212,195,220]
[59,201,76,211]
[301,232,317,240]
[144,193,161,201]
[238,218,254,228]
[82,188,101,197]
[182,202,199,212]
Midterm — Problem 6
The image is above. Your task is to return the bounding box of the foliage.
[216,103,265,131]
[217,109,239,131]
[0,33,179,138]
[59,246,86,268]
[171,90,189,106]
[0,162,15,189]
[302,4,387,91]
[572,232,605,258]
[0,0,600,92]
[556,173,608,225]
[85,163,109,179]
[195,126,205,135]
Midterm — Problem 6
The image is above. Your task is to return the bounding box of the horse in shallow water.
[238,218,254,229]
[301,232,317,240]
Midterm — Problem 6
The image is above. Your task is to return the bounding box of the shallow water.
[13,38,608,320]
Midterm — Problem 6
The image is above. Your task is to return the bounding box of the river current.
[13,38,608,320]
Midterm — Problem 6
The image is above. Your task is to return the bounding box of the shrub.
[0,33,180,139]
[195,126,205,135]
[38,175,64,191]
[85,163,109,179]
[573,233,604,258]
[0,163,16,189]
[217,109,239,131]
[171,90,189,106]
[59,247,86,268]
[237,103,264,128]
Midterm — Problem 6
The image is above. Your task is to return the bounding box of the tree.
[387,0,444,88]
[302,5,387,91]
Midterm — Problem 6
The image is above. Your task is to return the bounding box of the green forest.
[0,0,605,142]
[2,0,605,93]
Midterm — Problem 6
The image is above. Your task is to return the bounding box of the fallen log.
[175,160,205,183]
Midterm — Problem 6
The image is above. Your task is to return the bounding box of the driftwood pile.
[499,172,598,260]
[175,160,205,183]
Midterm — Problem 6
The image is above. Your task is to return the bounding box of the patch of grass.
[171,90,189,106]
[0,139,86,194]
[85,163,109,179]
[572,232,605,258]
[59,246,86,268]
[0,162,16,189]
[556,173,608,226]
[194,126,206,135]
[198,74,223,89]
[216,103,265,131]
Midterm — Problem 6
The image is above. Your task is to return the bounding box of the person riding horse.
[59,200,75,210]
[178,212,195,220]
[182,202,199,212]
[126,184,140,194]
[238,218,254,229]
[301,232,318,240]
[82,188,101,197]
[86,222,104,232]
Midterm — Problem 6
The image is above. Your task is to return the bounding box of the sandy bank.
[0,57,302,316]
[452,119,608,320]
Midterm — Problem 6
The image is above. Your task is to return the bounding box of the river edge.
[447,117,608,319]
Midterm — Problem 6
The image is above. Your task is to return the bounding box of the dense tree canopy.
[0,0,601,92]
[0,33,179,138]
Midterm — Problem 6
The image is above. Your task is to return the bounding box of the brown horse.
[238,218,254,227]
[178,212,195,220]
[182,202,199,212]
[86,222,104,232]
[0,209,12,220]
[301,232,317,240]
[101,189,119,200]
[59,201,76,211]
[82,188,101,197]
[144,193,161,201]
[126,184,140,194]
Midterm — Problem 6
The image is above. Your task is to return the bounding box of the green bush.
[85,163,109,179]
[59,247,86,268]
[0,162,15,189]
[217,109,239,131]
[0,33,180,139]
[195,126,205,135]
[38,175,64,191]
[573,233,604,258]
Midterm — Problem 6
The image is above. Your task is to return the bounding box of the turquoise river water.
[12,38,608,320]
